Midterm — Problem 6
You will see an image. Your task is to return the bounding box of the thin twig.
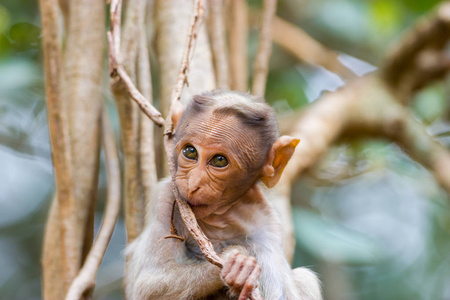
[65,111,121,300]
[108,0,165,126]
[228,0,248,91]
[251,0,278,97]
[165,0,206,134]
[157,235,185,244]
[208,0,229,88]
[116,65,164,125]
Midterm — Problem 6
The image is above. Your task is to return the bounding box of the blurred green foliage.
[0,0,449,299]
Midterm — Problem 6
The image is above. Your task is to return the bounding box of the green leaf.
[0,5,10,35]
[9,22,40,51]
[265,67,308,110]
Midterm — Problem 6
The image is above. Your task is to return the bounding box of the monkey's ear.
[261,136,300,188]
[171,100,185,130]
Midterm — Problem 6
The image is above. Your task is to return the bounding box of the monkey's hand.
[221,249,262,300]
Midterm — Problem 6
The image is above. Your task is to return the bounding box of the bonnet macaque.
[126,90,322,300]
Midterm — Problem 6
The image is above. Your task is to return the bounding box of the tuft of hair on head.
[189,90,278,138]
[176,90,280,169]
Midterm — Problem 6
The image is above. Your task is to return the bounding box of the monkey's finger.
[238,264,261,300]
[224,254,246,286]
[221,249,240,278]
[234,257,257,288]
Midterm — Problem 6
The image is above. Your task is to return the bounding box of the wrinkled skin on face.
[175,112,262,219]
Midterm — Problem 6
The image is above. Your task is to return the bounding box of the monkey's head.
[172,90,299,219]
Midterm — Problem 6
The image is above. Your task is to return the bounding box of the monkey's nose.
[188,186,200,199]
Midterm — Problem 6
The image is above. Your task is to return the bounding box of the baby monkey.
[126,90,322,300]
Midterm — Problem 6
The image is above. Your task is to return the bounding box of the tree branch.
[63,0,105,270]
[108,0,164,126]
[109,0,163,244]
[137,19,158,226]
[115,65,164,126]
[275,4,450,259]
[39,0,77,294]
[65,111,121,300]
[228,0,249,92]
[208,0,230,89]
[280,76,450,193]
[381,1,450,102]
[166,0,206,132]
[270,16,357,80]
[251,0,278,96]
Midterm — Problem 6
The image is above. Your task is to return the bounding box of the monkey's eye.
[210,155,228,168]
[182,145,198,160]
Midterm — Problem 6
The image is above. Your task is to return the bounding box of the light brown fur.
[125,90,322,300]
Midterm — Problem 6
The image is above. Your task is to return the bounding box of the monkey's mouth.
[188,202,208,209]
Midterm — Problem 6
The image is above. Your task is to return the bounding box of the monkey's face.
[174,114,260,219]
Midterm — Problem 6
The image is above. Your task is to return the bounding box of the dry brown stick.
[115,65,164,126]
[39,0,77,292]
[163,1,261,299]
[208,0,230,88]
[108,0,165,126]
[251,0,277,97]
[271,16,357,80]
[65,111,121,300]
[228,0,249,92]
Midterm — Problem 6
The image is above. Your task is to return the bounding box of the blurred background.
[1,0,450,299]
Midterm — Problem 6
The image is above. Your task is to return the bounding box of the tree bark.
[41,0,105,298]
[63,0,105,266]
[113,0,149,243]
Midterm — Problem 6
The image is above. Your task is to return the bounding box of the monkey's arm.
[125,184,225,300]
[252,217,321,300]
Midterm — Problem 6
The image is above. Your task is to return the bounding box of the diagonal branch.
[115,65,164,126]
[280,76,450,193]
[65,111,121,300]
[270,16,357,80]
[251,0,278,96]
[107,0,165,126]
